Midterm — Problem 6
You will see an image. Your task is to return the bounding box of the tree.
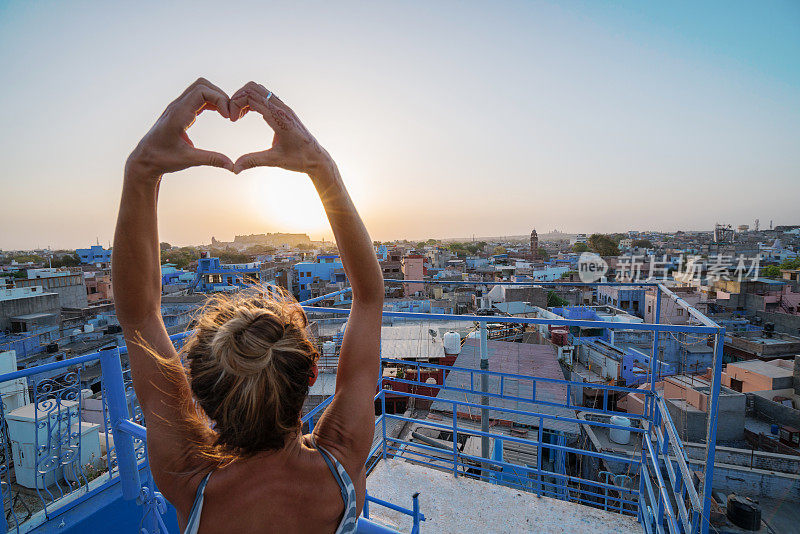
[780,258,800,270]
[161,247,201,269]
[588,234,620,256]
[466,242,485,255]
[762,265,782,279]
[547,291,569,307]
[535,247,549,260]
[632,239,653,249]
[493,246,507,255]
[572,243,590,253]
[51,254,81,268]
[159,242,172,251]
[218,251,250,264]
[243,244,276,256]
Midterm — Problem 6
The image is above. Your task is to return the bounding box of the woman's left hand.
[229,82,332,176]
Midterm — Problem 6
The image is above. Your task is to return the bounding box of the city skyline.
[5,220,795,252]
[2,1,799,250]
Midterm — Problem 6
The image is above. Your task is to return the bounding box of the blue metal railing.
[0,280,722,534]
[302,280,722,534]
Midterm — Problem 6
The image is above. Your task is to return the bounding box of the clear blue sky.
[1,1,798,249]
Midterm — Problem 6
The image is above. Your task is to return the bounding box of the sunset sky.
[1,1,798,250]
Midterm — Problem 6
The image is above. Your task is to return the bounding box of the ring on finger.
[266,91,273,102]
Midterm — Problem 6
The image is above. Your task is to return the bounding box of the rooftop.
[379,320,474,360]
[366,458,639,533]
[726,359,794,380]
[431,339,579,435]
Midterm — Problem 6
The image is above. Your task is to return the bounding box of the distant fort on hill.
[210,232,312,250]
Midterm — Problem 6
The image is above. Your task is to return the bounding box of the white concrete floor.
[365,459,641,533]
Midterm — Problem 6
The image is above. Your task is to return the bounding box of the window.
[677,308,684,316]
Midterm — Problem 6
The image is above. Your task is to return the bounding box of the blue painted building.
[621,348,676,386]
[293,255,346,301]
[194,256,262,293]
[597,285,647,317]
[160,264,194,286]
[466,256,490,270]
[76,245,111,264]
[383,299,452,314]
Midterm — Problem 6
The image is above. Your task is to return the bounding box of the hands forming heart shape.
[126,78,332,179]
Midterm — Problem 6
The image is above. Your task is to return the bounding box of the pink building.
[85,272,113,304]
[643,286,709,324]
[401,255,425,296]
[721,359,794,393]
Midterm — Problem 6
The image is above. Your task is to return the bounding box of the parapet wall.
[749,392,800,429]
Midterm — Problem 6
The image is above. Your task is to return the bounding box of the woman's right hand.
[126,78,234,179]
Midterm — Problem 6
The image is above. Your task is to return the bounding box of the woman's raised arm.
[112,78,234,496]
[230,82,384,471]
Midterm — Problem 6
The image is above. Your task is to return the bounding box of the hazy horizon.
[2,1,798,250]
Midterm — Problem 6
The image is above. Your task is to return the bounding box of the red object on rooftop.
[551,331,568,346]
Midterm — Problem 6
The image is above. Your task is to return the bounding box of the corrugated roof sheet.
[432,339,579,435]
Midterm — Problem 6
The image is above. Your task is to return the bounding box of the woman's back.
[180,435,363,533]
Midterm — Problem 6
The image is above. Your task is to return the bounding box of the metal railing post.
[452,401,459,478]
[536,416,543,496]
[479,320,489,461]
[100,348,141,500]
[411,492,421,534]
[701,329,725,534]
[650,289,662,419]
[381,390,387,461]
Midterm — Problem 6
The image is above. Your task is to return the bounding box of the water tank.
[443,332,461,355]
[551,331,568,346]
[609,416,631,445]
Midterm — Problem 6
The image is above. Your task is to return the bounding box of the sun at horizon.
[248,168,331,238]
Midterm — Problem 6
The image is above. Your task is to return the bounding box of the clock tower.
[530,229,539,260]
